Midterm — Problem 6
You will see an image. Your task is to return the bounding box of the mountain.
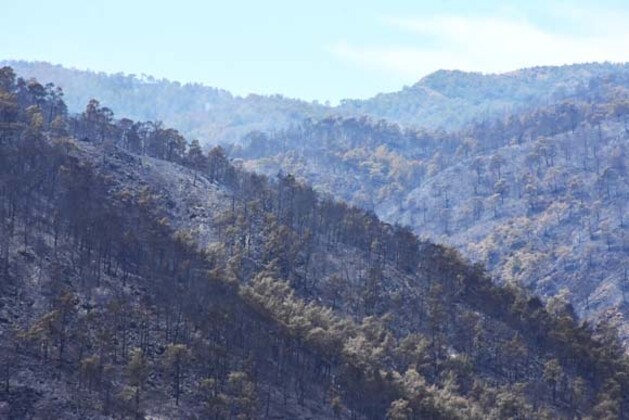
[7,59,627,345]
[5,60,629,145]
[338,63,629,129]
[1,66,628,419]
[232,74,629,347]
[1,60,330,144]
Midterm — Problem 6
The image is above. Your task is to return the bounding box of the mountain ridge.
[234,85,629,346]
[2,65,629,418]
[6,60,629,143]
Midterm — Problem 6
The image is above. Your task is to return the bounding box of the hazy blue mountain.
[5,60,629,144]
[338,63,629,129]
[1,60,330,144]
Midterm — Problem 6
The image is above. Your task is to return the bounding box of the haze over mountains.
[7,60,629,142]
[0,60,628,419]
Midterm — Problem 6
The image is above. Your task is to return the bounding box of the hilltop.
[5,60,628,143]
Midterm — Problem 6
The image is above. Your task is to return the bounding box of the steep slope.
[393,115,629,341]
[233,82,629,346]
[0,71,353,418]
[1,66,629,419]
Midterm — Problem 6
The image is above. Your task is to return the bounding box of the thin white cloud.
[330,10,629,80]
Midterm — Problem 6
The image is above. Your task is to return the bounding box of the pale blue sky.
[3,0,629,103]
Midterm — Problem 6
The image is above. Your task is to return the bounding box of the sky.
[3,0,629,103]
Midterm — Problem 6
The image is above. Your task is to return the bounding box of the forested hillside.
[233,75,629,345]
[6,60,628,145]
[1,60,330,144]
[339,63,629,129]
[2,67,629,419]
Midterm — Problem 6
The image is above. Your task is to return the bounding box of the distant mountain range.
[339,63,629,128]
[5,60,629,142]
